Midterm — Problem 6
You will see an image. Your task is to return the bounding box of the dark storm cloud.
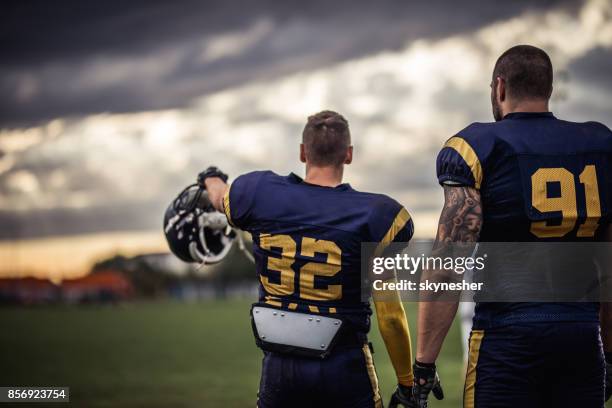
[0,0,574,128]
[556,46,612,125]
[566,47,612,89]
[0,203,166,240]
[2,0,608,244]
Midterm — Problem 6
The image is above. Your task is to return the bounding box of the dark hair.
[302,110,351,167]
[493,45,553,100]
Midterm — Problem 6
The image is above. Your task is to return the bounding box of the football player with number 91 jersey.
[414,45,612,408]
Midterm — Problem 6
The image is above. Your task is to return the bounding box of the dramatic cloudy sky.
[1,0,611,277]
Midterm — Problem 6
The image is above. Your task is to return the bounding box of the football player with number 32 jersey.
[203,111,417,408]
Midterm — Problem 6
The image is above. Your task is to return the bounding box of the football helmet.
[163,183,236,264]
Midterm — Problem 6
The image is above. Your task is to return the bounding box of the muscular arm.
[374,295,413,386]
[416,185,482,363]
[204,177,229,213]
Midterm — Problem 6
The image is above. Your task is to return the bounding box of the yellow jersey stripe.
[264,299,282,308]
[308,305,320,313]
[375,207,411,256]
[362,344,383,408]
[222,187,235,227]
[464,330,485,408]
[444,136,483,189]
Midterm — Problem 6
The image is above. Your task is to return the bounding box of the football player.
[413,45,612,407]
[201,111,417,408]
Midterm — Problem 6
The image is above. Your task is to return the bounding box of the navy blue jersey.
[437,112,612,327]
[223,171,413,332]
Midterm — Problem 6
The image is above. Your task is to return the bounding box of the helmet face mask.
[164,185,236,264]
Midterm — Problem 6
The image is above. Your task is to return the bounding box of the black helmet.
[163,184,236,264]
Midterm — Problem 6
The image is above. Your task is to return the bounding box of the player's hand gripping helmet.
[163,183,236,265]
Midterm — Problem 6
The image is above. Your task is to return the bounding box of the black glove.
[606,360,611,402]
[197,166,228,186]
[388,384,417,408]
[412,361,444,408]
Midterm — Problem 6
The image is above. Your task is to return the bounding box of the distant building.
[0,271,133,305]
[61,270,133,304]
[0,277,59,305]
[0,249,256,305]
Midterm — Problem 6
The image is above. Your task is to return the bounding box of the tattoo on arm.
[415,185,482,361]
[434,186,482,248]
[424,186,483,291]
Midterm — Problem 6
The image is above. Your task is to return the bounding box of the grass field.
[2,300,607,408]
[1,300,464,407]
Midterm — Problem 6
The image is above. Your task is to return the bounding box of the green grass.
[1,300,600,408]
[1,301,263,408]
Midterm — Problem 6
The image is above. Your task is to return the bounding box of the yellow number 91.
[530,165,601,238]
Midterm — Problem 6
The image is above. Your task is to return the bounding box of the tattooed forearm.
[434,185,482,248]
[416,186,482,359]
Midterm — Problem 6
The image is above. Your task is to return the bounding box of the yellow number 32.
[530,165,601,238]
[259,234,342,301]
